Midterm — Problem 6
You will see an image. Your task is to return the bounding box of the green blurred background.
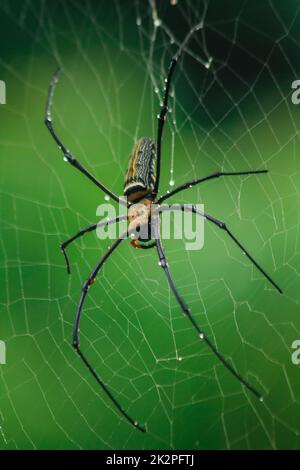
[0,0,300,450]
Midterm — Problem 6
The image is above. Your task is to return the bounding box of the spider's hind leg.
[60,216,127,274]
[60,223,97,274]
[72,229,146,432]
[153,219,263,401]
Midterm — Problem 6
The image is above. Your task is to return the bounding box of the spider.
[45,25,282,433]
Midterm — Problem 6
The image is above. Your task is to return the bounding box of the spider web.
[0,0,300,450]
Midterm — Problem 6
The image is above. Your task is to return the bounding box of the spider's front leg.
[45,67,126,206]
[154,23,203,196]
[158,170,269,203]
[72,228,146,433]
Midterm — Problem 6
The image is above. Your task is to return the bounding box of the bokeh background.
[0,0,300,450]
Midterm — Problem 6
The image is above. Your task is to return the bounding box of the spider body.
[45,24,282,433]
[124,137,157,202]
[124,137,157,247]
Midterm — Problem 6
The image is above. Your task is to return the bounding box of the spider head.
[128,198,152,240]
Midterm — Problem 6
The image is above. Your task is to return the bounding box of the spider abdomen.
[124,138,157,202]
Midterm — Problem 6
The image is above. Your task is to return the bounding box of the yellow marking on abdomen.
[132,141,141,178]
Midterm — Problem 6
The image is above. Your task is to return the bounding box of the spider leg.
[72,229,146,433]
[44,67,126,206]
[155,23,203,196]
[61,215,127,274]
[158,170,268,203]
[153,219,262,401]
[159,204,283,294]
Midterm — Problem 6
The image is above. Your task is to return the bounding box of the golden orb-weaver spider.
[45,25,282,432]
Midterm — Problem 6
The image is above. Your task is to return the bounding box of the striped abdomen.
[124,138,157,202]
